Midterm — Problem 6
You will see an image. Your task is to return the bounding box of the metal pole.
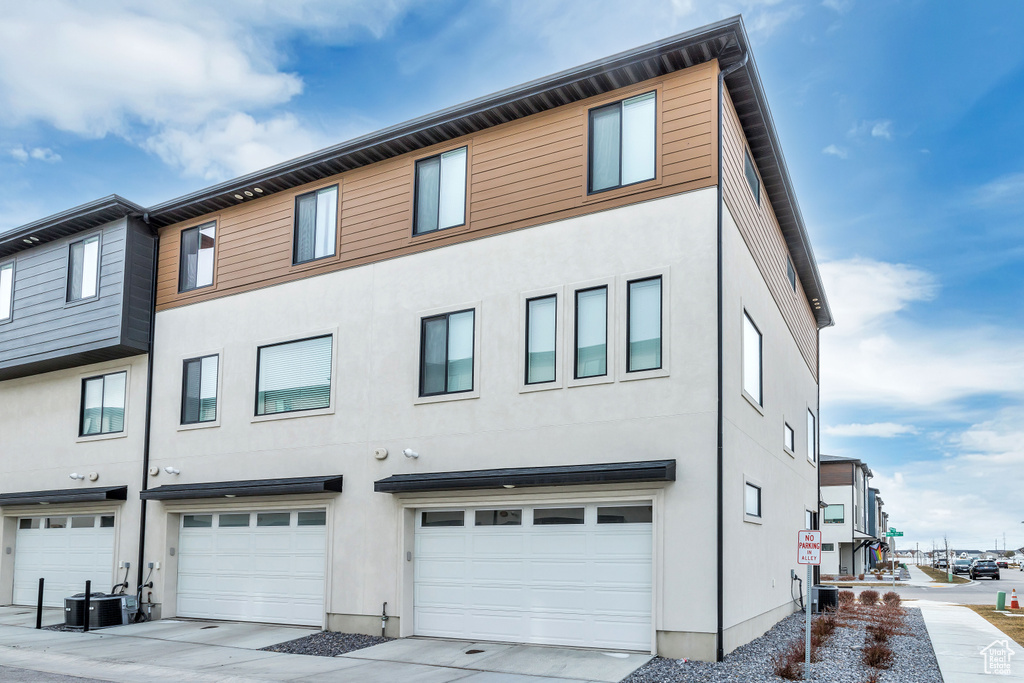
[804,563,812,679]
[35,578,44,629]
[83,580,91,633]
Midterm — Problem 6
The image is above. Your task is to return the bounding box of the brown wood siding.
[820,462,854,487]
[156,61,720,311]
[721,88,818,378]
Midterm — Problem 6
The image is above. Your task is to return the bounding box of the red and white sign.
[797,530,822,565]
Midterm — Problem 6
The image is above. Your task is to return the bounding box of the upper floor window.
[627,276,662,372]
[0,261,13,322]
[256,335,332,416]
[784,422,795,453]
[526,295,556,385]
[589,91,656,193]
[67,234,100,302]
[294,185,338,264]
[744,149,760,205]
[742,311,762,406]
[181,354,219,424]
[414,147,467,236]
[575,286,607,378]
[807,409,817,463]
[744,482,762,518]
[786,255,796,291]
[80,371,126,436]
[420,309,474,396]
[823,504,844,524]
[179,221,216,292]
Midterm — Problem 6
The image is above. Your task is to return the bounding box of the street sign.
[797,530,822,565]
[885,531,903,537]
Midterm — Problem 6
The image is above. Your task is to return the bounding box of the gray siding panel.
[120,217,155,350]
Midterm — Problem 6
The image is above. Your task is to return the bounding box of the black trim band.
[0,485,128,506]
[141,475,343,500]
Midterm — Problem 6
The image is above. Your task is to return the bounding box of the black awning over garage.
[140,475,344,500]
[0,485,128,506]
[374,460,676,493]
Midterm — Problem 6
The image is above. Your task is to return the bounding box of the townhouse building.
[867,486,888,568]
[819,454,879,576]
[0,197,154,607]
[0,17,832,661]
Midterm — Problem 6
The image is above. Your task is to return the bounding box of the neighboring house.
[867,487,888,568]
[0,17,832,662]
[0,196,154,607]
[819,454,877,576]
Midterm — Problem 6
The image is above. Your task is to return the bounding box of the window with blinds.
[256,335,333,415]
[67,234,100,302]
[627,276,662,372]
[525,295,556,384]
[179,221,216,292]
[588,91,656,193]
[181,354,219,424]
[80,371,126,436]
[0,261,13,322]
[294,185,338,264]
[414,147,467,235]
[574,287,607,379]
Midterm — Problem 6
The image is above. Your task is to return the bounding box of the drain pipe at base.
[381,602,389,638]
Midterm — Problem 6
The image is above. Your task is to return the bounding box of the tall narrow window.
[256,335,332,416]
[525,295,556,384]
[181,355,219,424]
[784,422,795,452]
[786,256,796,291]
[294,185,338,264]
[0,262,13,322]
[67,234,100,302]
[575,287,607,378]
[80,371,126,436]
[179,221,216,292]
[627,276,661,371]
[589,91,656,193]
[744,483,762,518]
[807,409,817,463]
[420,309,475,396]
[742,312,762,406]
[414,147,467,235]
[744,149,760,205]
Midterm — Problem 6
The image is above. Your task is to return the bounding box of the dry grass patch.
[964,604,1024,649]
[917,565,969,583]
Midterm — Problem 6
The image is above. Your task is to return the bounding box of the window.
[805,510,814,530]
[589,91,656,193]
[219,513,250,527]
[421,511,464,527]
[99,516,115,528]
[822,543,835,552]
[784,423,795,452]
[0,261,13,322]
[534,508,585,525]
[181,355,219,424]
[19,518,39,529]
[627,276,662,372]
[46,517,67,529]
[807,409,817,463]
[744,483,762,518]
[475,509,522,526]
[786,256,796,292]
[525,295,556,384]
[744,149,760,204]
[256,335,332,416]
[742,312,762,406]
[575,286,607,378]
[419,309,474,396]
[67,234,100,302]
[597,505,652,524]
[178,221,216,292]
[257,512,290,527]
[80,371,127,436]
[414,147,467,235]
[823,505,844,524]
[183,514,212,528]
[297,511,326,526]
[71,516,95,529]
[294,185,338,264]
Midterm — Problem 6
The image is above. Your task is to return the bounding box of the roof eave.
[0,195,145,259]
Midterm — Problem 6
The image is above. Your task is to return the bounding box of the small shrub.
[863,642,895,669]
[860,590,880,606]
[811,613,837,639]
[838,590,856,606]
[882,591,901,606]
[866,624,889,644]
[772,641,804,680]
[858,573,865,581]
[838,575,857,581]
[865,671,882,683]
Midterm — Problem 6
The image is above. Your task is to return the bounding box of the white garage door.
[13,514,116,607]
[414,503,652,651]
[177,510,326,626]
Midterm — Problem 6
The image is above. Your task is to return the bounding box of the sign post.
[797,530,822,680]
[884,529,903,585]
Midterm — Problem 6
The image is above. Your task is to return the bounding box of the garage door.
[13,514,116,607]
[414,503,652,651]
[177,510,326,626]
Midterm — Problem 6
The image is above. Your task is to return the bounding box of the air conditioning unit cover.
[64,593,138,629]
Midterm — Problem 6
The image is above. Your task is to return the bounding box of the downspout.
[815,327,821,585]
[716,48,748,663]
[136,213,158,595]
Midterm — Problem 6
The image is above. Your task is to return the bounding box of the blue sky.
[2,1,1022,554]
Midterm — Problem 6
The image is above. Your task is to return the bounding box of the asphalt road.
[844,564,1024,604]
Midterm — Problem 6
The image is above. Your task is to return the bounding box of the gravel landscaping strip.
[622,606,940,682]
[261,631,392,657]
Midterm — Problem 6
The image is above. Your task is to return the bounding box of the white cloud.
[975,171,1024,207]
[870,120,893,139]
[847,119,893,140]
[822,144,848,159]
[7,146,61,163]
[824,422,918,438]
[822,0,855,13]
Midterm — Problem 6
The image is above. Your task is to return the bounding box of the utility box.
[64,593,137,629]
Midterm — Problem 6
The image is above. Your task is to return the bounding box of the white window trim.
[413,301,482,405]
[617,267,670,382]
[783,419,795,457]
[75,363,132,443]
[566,278,616,388]
[177,348,225,431]
[822,543,836,552]
[64,230,103,308]
[249,328,338,423]
[0,259,14,324]
[741,308,764,414]
[518,286,564,394]
[743,475,763,525]
[807,406,817,465]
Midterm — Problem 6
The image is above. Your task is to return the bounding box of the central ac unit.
[64,593,138,629]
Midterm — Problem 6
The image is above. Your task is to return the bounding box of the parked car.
[997,560,1009,568]
[970,560,1000,580]
[952,559,972,574]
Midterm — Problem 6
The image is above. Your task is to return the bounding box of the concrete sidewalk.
[917,600,1023,681]
[906,563,975,588]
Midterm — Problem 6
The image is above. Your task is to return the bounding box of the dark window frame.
[626,275,663,373]
[743,149,761,205]
[786,255,797,292]
[412,146,468,237]
[292,184,339,265]
[742,310,763,406]
[178,221,217,293]
[66,232,102,304]
[254,334,334,417]
[418,308,476,397]
[744,482,762,518]
[180,354,219,425]
[524,294,557,385]
[0,259,14,324]
[587,91,658,195]
[79,370,127,437]
[573,285,608,380]
[784,422,795,453]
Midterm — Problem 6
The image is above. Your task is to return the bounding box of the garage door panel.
[416,583,465,607]
[468,611,527,640]
[528,586,589,611]
[416,533,467,555]
[472,534,524,554]
[593,618,650,650]
[529,560,588,583]
[415,608,467,637]
[469,585,527,610]
[13,524,116,607]
[593,588,652,614]
[591,559,652,584]
[416,557,465,580]
[592,532,652,555]
[529,534,587,555]
[468,559,524,580]
[527,615,588,645]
